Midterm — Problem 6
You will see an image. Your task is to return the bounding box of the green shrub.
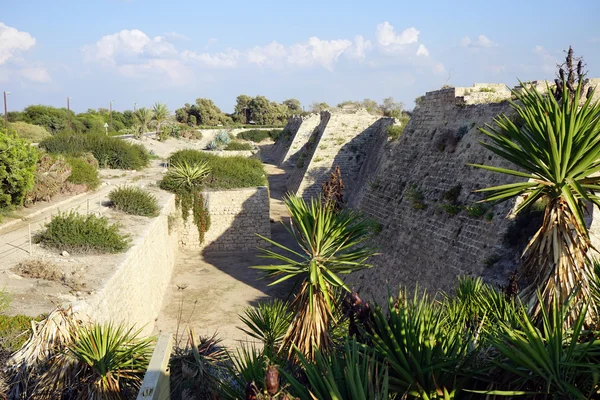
[214,131,231,145]
[66,157,101,190]
[466,203,487,218]
[39,133,149,170]
[387,124,405,141]
[0,128,38,209]
[11,121,51,142]
[236,129,282,143]
[35,211,129,253]
[167,149,267,189]
[108,186,159,217]
[224,141,253,151]
[406,184,426,210]
[443,185,462,203]
[441,203,462,215]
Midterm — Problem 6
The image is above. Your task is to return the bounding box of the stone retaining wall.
[177,187,270,251]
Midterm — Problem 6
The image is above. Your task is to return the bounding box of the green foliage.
[284,339,389,400]
[369,289,472,398]
[66,157,101,190]
[237,129,283,143]
[215,130,232,145]
[224,141,253,151]
[254,195,377,359]
[219,344,272,399]
[167,149,267,189]
[108,186,159,217]
[35,211,129,253]
[39,133,149,170]
[479,87,496,93]
[441,203,462,215]
[386,124,405,141]
[175,98,233,127]
[0,127,38,209]
[66,323,152,399]
[10,121,51,142]
[238,299,292,356]
[406,184,426,210]
[465,203,487,218]
[443,185,462,202]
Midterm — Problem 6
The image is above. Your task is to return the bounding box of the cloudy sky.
[1,0,599,113]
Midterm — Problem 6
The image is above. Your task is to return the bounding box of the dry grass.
[13,259,85,292]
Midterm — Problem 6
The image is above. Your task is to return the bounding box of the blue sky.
[1,0,599,113]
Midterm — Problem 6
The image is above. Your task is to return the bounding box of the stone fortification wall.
[286,112,331,194]
[349,86,525,301]
[270,116,304,165]
[295,109,390,200]
[278,114,321,166]
[73,195,179,335]
[178,187,270,252]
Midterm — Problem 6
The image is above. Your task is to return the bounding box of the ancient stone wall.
[178,187,270,251]
[348,86,525,301]
[295,110,393,200]
[278,114,321,166]
[73,195,179,335]
[269,116,303,165]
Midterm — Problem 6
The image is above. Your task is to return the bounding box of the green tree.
[253,195,377,360]
[233,94,253,123]
[0,126,38,208]
[381,97,404,118]
[283,98,302,115]
[310,101,330,113]
[471,74,600,323]
[152,102,170,138]
[133,107,154,139]
[361,98,379,113]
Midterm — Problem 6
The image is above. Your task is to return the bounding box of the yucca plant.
[369,288,473,398]
[470,293,600,398]
[62,323,152,399]
[134,107,154,139]
[283,339,389,400]
[470,65,600,323]
[238,299,292,357]
[254,195,377,360]
[163,161,210,192]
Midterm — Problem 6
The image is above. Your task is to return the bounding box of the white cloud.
[182,48,240,68]
[533,45,557,74]
[20,66,51,83]
[433,62,446,75]
[82,29,177,65]
[461,35,496,49]
[288,37,352,71]
[164,31,189,41]
[246,41,287,67]
[117,59,192,85]
[416,44,429,57]
[0,22,36,65]
[376,22,419,51]
[347,35,372,61]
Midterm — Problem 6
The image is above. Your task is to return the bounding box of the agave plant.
[470,293,600,398]
[254,195,377,360]
[164,161,211,192]
[238,299,292,356]
[470,71,600,323]
[283,339,389,400]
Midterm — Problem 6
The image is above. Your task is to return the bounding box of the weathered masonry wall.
[73,195,179,335]
[270,116,304,165]
[278,114,321,166]
[296,110,396,200]
[349,87,524,302]
[178,187,270,251]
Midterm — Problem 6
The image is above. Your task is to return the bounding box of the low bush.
[11,121,51,142]
[108,186,159,217]
[0,128,38,209]
[214,131,232,145]
[167,149,267,189]
[236,129,282,143]
[39,133,149,170]
[224,141,253,151]
[25,152,71,204]
[387,125,405,141]
[66,157,101,190]
[35,211,129,253]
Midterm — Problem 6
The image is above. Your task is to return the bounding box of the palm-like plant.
[238,299,292,356]
[134,107,154,139]
[163,161,211,192]
[254,195,377,360]
[470,77,600,323]
[152,102,169,139]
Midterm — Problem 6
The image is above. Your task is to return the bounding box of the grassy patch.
[108,186,159,217]
[387,125,405,141]
[39,133,149,170]
[0,314,42,353]
[167,150,267,189]
[35,211,129,253]
[11,121,51,142]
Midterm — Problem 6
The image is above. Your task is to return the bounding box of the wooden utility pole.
[3,91,9,130]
